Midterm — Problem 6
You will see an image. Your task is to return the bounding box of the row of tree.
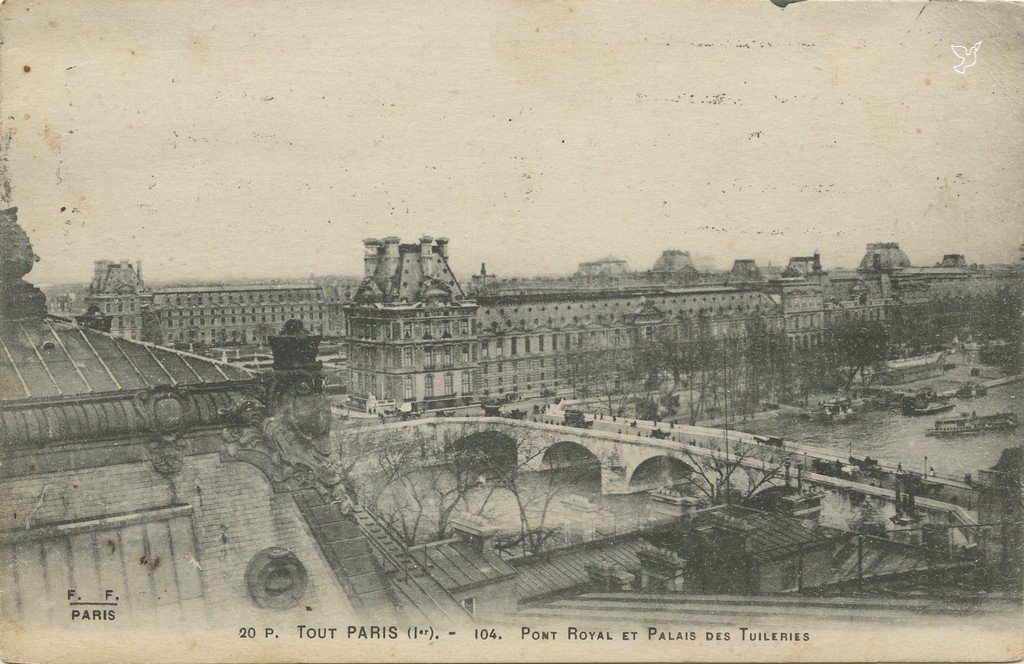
[558,285,1023,422]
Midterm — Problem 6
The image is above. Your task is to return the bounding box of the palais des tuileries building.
[343,236,1013,412]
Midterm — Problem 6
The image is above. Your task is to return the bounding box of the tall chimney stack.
[383,237,401,283]
[419,236,434,277]
[363,238,383,278]
[92,260,107,291]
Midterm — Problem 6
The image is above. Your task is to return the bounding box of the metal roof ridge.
[116,332,253,379]
[0,328,31,397]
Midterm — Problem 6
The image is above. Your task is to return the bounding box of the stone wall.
[0,443,357,628]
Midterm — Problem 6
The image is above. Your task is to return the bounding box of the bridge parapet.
[335,416,977,528]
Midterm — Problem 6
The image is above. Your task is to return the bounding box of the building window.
[444,372,454,395]
[403,322,412,339]
[460,319,469,335]
[461,344,470,363]
[462,372,471,394]
[403,376,414,400]
[403,348,413,368]
[425,374,435,398]
[525,337,531,353]
[511,338,518,355]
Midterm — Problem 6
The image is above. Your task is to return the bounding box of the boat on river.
[904,401,955,416]
[900,389,954,416]
[956,382,988,399]
[926,411,1019,437]
[876,351,946,385]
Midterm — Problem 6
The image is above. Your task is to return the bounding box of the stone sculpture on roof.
[0,206,46,320]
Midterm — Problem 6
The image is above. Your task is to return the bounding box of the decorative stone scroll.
[148,434,189,477]
[219,320,354,509]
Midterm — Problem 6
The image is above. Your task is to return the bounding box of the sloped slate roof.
[291,489,400,621]
[694,505,831,563]
[511,537,646,601]
[410,539,516,591]
[0,318,251,402]
[827,535,938,586]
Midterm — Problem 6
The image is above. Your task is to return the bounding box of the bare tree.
[345,421,615,555]
[564,348,639,417]
[343,425,483,545]
[487,436,605,556]
[673,440,786,505]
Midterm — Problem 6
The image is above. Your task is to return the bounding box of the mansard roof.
[357,237,466,305]
[859,242,912,271]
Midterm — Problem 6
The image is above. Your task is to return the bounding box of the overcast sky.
[2,0,1022,285]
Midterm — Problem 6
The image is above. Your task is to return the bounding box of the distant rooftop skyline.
[34,239,1008,290]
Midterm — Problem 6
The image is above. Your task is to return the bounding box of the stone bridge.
[336,417,976,528]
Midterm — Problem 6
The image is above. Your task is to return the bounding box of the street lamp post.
[723,337,730,506]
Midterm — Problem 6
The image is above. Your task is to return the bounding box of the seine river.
[736,383,1023,478]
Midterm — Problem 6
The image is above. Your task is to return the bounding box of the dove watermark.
[951,41,982,75]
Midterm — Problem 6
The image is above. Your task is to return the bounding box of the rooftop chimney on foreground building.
[450,513,496,554]
[269,319,322,373]
[268,319,332,458]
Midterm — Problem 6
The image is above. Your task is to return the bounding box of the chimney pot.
[451,513,496,554]
[268,319,322,371]
[363,239,383,277]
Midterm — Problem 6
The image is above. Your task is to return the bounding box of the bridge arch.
[542,440,600,468]
[628,454,694,491]
[742,483,790,511]
[445,430,518,480]
[539,440,602,493]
